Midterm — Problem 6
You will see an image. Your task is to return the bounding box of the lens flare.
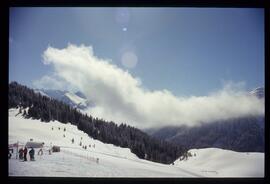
[121,51,138,69]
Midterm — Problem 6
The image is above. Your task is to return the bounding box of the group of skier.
[18,147,35,161]
[71,137,95,150]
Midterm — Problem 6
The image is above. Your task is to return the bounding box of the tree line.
[9,81,185,164]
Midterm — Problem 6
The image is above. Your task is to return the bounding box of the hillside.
[9,81,184,164]
[149,116,264,152]
[9,108,264,177]
[174,148,264,177]
[8,108,198,177]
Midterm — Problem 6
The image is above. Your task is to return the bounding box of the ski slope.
[174,148,264,177]
[8,108,264,177]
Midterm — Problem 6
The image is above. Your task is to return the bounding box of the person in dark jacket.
[23,147,28,161]
[19,148,24,160]
[29,147,35,161]
[8,149,12,159]
[38,148,43,156]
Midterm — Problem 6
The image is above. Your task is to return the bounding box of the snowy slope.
[8,108,264,177]
[174,148,264,177]
[8,108,200,177]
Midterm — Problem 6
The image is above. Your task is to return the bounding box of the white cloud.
[32,74,78,92]
[38,44,264,129]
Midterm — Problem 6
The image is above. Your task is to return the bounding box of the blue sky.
[9,7,264,96]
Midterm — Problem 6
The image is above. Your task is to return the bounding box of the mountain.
[9,81,185,164]
[8,108,189,177]
[8,82,264,177]
[250,87,264,99]
[75,91,87,99]
[8,108,264,177]
[148,116,264,152]
[34,89,92,110]
[146,87,265,153]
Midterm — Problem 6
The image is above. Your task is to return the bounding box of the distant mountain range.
[34,89,94,110]
[145,87,265,153]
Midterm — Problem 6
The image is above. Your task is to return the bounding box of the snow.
[174,148,264,177]
[64,92,87,107]
[33,89,89,109]
[8,108,264,177]
[250,87,264,99]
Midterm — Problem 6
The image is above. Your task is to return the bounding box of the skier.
[71,138,74,144]
[29,147,35,161]
[38,148,43,155]
[8,148,12,159]
[19,148,24,160]
[48,142,52,155]
[23,147,28,161]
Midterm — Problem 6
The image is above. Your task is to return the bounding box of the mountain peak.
[250,87,264,99]
[34,89,90,109]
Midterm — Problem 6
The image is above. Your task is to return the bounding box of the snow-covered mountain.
[250,87,264,99]
[8,108,264,177]
[34,89,93,110]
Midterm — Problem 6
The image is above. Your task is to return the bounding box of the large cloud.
[33,74,78,92]
[36,44,264,129]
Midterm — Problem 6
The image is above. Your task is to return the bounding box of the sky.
[9,8,265,128]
